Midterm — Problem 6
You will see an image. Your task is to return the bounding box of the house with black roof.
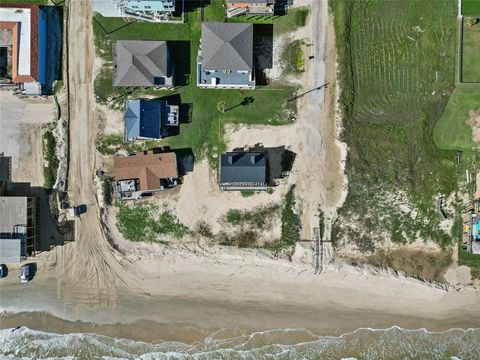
[219,151,267,191]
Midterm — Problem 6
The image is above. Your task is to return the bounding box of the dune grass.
[331,0,458,249]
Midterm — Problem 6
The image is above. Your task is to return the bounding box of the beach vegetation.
[280,185,300,247]
[102,177,112,206]
[282,40,305,75]
[42,128,59,189]
[331,0,458,252]
[116,202,189,242]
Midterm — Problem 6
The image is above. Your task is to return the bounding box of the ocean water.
[1,326,479,359]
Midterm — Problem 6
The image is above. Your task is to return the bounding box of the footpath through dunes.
[57,0,142,309]
[331,0,459,253]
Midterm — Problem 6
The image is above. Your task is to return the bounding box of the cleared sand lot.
[0,92,56,185]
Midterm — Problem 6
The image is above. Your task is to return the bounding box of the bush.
[280,185,300,247]
[116,202,189,242]
[294,8,309,27]
[96,134,124,155]
[102,177,112,206]
[43,129,59,189]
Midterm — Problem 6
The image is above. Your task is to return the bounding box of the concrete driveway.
[0,92,56,186]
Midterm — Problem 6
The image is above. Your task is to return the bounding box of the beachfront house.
[226,0,276,17]
[112,150,179,200]
[219,151,267,191]
[197,22,255,89]
[113,40,173,88]
[124,99,179,142]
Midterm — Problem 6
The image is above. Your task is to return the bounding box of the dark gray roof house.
[197,23,255,88]
[113,40,173,87]
[220,152,267,191]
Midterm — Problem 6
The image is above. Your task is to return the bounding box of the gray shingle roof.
[114,40,168,86]
[220,152,266,184]
[200,23,253,71]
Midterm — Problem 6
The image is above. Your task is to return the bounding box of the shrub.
[43,129,59,189]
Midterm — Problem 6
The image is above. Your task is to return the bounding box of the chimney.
[228,155,233,164]
[250,155,257,165]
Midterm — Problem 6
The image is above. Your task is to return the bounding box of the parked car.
[0,264,7,278]
[20,265,31,283]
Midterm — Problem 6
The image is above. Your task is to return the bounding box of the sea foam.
[1,326,479,359]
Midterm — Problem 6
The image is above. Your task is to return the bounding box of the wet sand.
[1,248,480,345]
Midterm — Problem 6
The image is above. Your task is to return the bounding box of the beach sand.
[1,245,479,344]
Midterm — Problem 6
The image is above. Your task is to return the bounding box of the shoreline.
[1,246,479,343]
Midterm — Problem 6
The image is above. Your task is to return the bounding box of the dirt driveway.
[0,93,56,186]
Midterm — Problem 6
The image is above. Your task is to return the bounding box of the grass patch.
[102,177,112,206]
[0,0,48,4]
[280,185,300,248]
[462,0,480,16]
[366,248,452,283]
[459,245,480,279]
[42,128,59,189]
[92,9,297,164]
[240,191,256,197]
[218,204,281,248]
[227,6,309,35]
[462,20,480,82]
[434,86,480,151]
[282,40,304,74]
[331,0,458,251]
[224,204,280,230]
[116,202,188,242]
[96,134,124,155]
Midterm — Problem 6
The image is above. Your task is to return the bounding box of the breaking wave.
[1,325,479,359]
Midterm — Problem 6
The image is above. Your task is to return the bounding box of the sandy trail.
[55,0,140,310]
[227,0,346,241]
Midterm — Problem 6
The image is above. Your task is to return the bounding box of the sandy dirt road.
[55,0,140,310]
[227,0,346,241]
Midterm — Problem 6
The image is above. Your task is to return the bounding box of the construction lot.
[0,92,56,186]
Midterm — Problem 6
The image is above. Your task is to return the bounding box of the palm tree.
[217,101,227,113]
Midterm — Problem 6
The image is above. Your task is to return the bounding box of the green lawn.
[228,6,309,35]
[0,0,49,4]
[434,86,480,151]
[462,21,480,82]
[459,245,480,278]
[462,0,480,15]
[93,5,298,165]
[331,0,458,249]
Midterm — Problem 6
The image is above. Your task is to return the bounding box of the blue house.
[124,99,179,142]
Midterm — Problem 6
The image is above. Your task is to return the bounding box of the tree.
[217,101,227,113]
